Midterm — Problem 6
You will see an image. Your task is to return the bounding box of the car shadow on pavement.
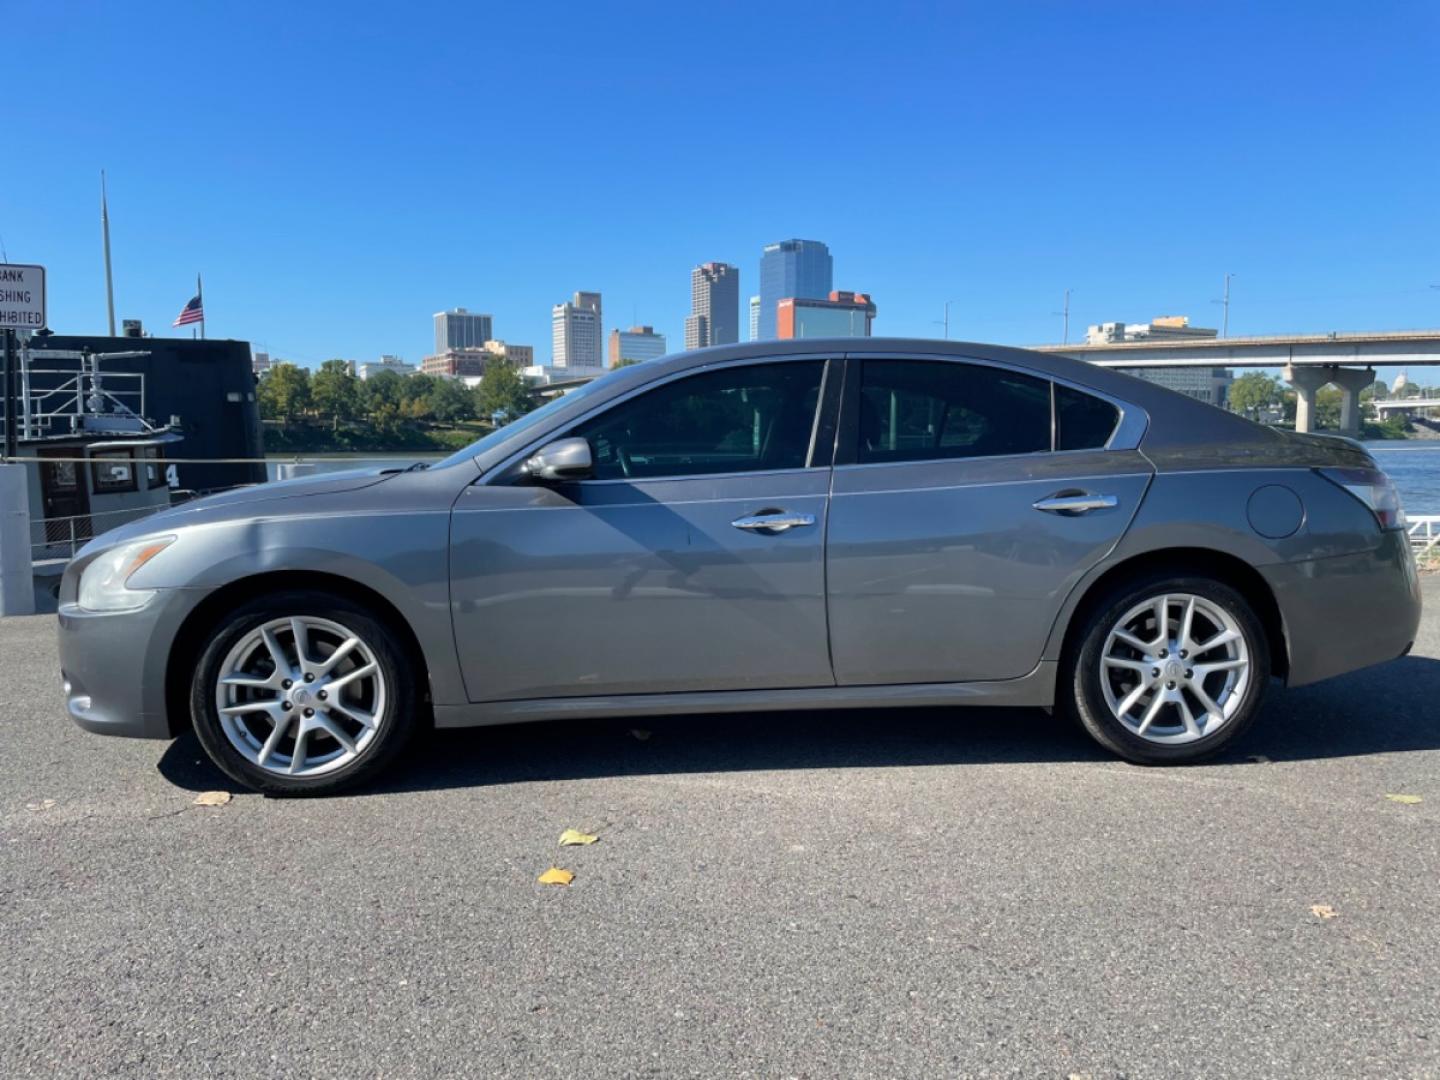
[155,655,1440,796]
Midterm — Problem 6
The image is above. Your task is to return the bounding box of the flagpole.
[197,273,204,340]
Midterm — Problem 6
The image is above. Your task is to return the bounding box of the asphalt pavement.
[3,578,1438,1079]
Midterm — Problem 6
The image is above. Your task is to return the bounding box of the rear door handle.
[731,510,816,533]
[1032,493,1118,515]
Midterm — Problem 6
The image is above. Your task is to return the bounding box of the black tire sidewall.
[1068,575,1270,764]
[189,591,417,796]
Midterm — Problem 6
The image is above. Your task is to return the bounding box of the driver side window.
[570,360,826,481]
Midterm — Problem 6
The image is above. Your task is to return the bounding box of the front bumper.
[57,586,207,740]
[1261,529,1422,687]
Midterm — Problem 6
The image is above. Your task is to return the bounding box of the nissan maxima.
[58,340,1422,795]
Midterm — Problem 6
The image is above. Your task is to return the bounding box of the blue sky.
[6,1,1438,372]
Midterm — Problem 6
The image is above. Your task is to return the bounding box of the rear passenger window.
[858,360,1051,463]
[1055,383,1120,451]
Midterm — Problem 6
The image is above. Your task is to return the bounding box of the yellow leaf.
[193,791,232,807]
[559,828,599,847]
[1384,793,1422,805]
[537,867,574,886]
[1310,904,1338,920]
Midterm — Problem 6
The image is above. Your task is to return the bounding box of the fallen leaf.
[25,799,57,812]
[1384,793,1423,805]
[630,728,652,742]
[559,828,599,847]
[1310,904,1338,920]
[537,867,575,886]
[193,791,232,807]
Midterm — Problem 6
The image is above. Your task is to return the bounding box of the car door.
[449,356,841,702]
[825,354,1152,685]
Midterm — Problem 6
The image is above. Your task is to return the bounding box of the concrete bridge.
[1036,329,1440,435]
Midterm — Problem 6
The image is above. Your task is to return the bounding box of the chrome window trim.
[481,353,838,487]
[828,470,1153,498]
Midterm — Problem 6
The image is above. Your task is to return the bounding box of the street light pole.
[1052,288,1073,344]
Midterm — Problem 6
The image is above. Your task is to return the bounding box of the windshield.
[430,372,622,471]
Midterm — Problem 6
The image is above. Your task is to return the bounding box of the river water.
[1366,442,1440,516]
[267,441,1440,516]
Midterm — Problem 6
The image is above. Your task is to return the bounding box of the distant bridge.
[1036,330,1440,435]
[1372,397,1440,415]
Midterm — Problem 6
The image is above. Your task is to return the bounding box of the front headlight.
[77,536,177,612]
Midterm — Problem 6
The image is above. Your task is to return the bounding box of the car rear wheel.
[190,591,419,795]
[1065,574,1270,764]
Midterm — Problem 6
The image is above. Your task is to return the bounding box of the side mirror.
[523,437,593,482]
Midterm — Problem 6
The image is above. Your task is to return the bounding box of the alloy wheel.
[1099,592,1251,745]
[214,616,387,777]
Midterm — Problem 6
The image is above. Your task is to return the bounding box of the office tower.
[757,239,832,340]
[748,296,760,342]
[776,291,877,339]
[609,326,667,366]
[434,308,494,354]
[552,291,604,369]
[684,262,739,350]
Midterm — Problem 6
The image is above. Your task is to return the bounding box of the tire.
[1062,573,1270,764]
[190,590,420,795]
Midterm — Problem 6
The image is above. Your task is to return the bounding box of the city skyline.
[5,3,1436,380]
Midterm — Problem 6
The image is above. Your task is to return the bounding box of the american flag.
[172,294,204,327]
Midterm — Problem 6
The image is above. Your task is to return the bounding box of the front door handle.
[731,510,817,533]
[1032,493,1118,515]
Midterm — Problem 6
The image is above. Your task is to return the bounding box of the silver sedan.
[58,340,1423,795]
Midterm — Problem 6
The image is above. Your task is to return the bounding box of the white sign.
[0,263,46,332]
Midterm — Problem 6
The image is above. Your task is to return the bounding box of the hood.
[76,467,399,552]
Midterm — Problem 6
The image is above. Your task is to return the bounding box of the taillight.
[1318,467,1407,530]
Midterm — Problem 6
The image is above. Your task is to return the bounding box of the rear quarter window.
[1055,384,1120,451]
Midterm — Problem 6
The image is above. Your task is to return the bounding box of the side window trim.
[835,353,1143,468]
[490,355,842,486]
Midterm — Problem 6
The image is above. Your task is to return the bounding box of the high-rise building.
[252,350,271,376]
[777,291,876,339]
[757,239,833,340]
[684,262,739,350]
[609,326,667,366]
[552,291,603,369]
[748,296,760,342]
[434,308,494,354]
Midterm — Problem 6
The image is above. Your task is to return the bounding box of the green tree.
[1228,371,1281,418]
[361,370,408,432]
[1314,385,1343,429]
[428,377,476,422]
[401,373,438,421]
[311,359,361,429]
[474,360,533,423]
[258,363,311,423]
[613,357,643,369]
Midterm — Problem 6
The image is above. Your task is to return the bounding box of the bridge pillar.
[1329,366,1376,437]
[1283,364,1331,434]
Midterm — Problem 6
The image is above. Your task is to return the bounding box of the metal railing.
[1410,515,1440,552]
[30,504,171,561]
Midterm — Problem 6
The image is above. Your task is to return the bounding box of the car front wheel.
[1066,575,1270,764]
[190,591,419,795]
